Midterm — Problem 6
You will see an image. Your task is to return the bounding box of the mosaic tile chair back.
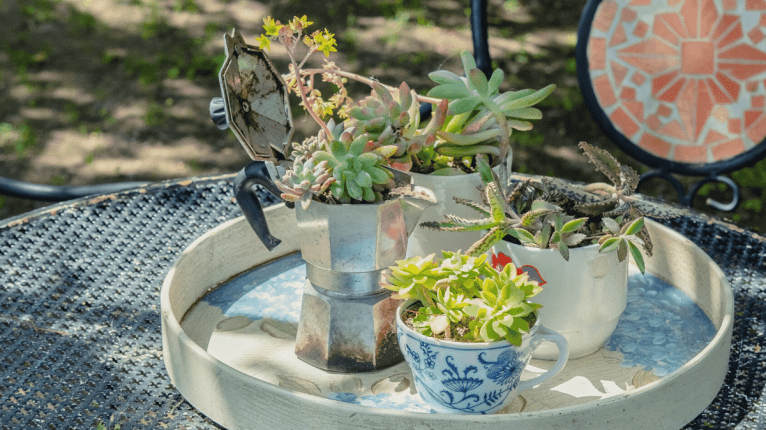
[573,0,766,209]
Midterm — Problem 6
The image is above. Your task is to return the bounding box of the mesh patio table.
[0,175,765,429]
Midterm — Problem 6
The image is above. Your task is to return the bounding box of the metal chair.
[470,0,766,211]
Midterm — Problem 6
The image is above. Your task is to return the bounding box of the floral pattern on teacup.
[408,341,523,414]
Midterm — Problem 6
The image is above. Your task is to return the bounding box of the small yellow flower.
[256,34,272,50]
[290,15,313,31]
[312,29,337,57]
[262,16,283,37]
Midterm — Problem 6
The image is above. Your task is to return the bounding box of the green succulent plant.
[275,157,335,209]
[384,251,542,346]
[422,144,689,273]
[254,17,557,205]
[348,82,448,172]
[424,51,556,174]
[312,129,398,203]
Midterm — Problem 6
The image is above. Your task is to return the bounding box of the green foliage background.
[0,0,763,231]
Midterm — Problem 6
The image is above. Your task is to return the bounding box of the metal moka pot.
[211,30,437,372]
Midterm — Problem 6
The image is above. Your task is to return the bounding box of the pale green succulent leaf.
[468,68,489,97]
[355,170,372,188]
[435,144,501,158]
[428,69,463,85]
[427,83,472,100]
[623,217,645,235]
[329,140,347,160]
[436,128,502,146]
[500,84,556,111]
[346,179,362,200]
[627,240,646,274]
[502,107,543,120]
[599,237,620,254]
[488,68,504,95]
[515,228,536,244]
[565,233,587,247]
[507,119,534,131]
[561,217,587,233]
[446,96,483,116]
[460,50,477,76]
[540,222,552,246]
[349,134,367,156]
[366,166,390,184]
[493,88,535,105]
[362,186,375,202]
[603,217,621,235]
[617,238,629,262]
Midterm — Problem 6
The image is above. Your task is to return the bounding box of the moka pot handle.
[233,160,293,252]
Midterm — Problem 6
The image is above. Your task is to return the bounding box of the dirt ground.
[1,0,763,231]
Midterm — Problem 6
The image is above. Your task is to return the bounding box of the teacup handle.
[516,325,569,393]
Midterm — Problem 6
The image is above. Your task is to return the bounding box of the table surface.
[1,175,765,430]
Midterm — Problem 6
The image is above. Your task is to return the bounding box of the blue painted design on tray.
[201,252,304,323]
[604,271,717,376]
[199,255,717,412]
[327,392,436,413]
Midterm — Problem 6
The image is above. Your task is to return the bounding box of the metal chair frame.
[469,0,762,211]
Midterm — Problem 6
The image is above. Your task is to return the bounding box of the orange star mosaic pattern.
[587,0,766,163]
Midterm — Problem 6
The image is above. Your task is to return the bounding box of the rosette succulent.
[348,82,448,172]
[384,251,542,346]
[312,129,398,203]
[275,157,335,209]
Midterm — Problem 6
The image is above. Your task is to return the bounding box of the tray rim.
[161,204,734,430]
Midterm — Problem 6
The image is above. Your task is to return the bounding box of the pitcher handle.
[516,325,569,393]
[233,160,293,252]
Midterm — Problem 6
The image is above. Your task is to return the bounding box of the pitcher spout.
[398,186,437,237]
[385,168,437,237]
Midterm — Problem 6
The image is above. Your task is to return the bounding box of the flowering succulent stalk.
[256,16,342,137]
[385,251,541,345]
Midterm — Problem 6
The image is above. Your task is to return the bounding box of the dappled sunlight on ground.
[0,0,762,230]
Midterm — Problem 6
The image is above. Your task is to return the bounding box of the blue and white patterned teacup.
[396,300,569,414]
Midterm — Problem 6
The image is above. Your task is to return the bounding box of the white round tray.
[161,204,734,429]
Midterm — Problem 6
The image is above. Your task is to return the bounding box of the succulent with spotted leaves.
[423,144,688,273]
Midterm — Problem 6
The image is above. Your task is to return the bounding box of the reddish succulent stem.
[285,40,333,138]
[299,68,444,105]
